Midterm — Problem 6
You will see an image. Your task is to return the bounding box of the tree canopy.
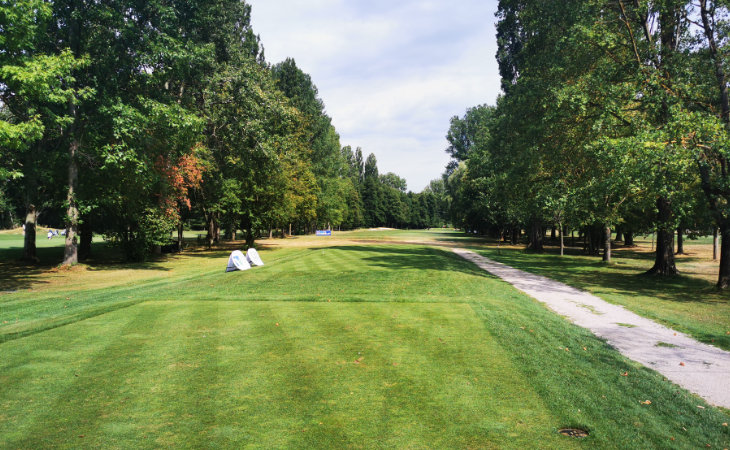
[0,0,446,263]
[445,0,730,288]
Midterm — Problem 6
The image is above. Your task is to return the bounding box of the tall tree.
[0,0,85,261]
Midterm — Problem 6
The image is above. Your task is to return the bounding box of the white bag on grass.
[226,250,251,272]
[246,248,264,266]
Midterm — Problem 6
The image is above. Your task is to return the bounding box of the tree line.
[0,0,445,264]
[443,0,730,288]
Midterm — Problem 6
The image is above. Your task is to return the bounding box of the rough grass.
[0,229,729,448]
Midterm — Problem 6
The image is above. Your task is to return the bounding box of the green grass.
[474,245,730,351]
[1,229,729,447]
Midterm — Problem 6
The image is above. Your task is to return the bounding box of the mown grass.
[1,229,729,448]
[470,242,730,351]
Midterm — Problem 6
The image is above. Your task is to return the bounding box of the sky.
[249,0,502,192]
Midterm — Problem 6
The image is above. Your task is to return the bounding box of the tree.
[272,58,350,230]
[380,172,407,193]
[0,0,85,261]
[694,0,730,287]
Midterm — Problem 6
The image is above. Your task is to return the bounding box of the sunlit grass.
[473,243,730,351]
[0,228,728,447]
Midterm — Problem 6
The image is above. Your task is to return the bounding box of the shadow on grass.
[316,245,492,279]
[0,241,175,293]
[481,247,725,304]
[0,234,291,293]
[466,244,730,349]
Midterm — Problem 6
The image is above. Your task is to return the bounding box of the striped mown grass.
[0,301,570,448]
[1,231,729,447]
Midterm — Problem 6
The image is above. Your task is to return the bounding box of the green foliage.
[447,0,730,281]
[0,0,431,265]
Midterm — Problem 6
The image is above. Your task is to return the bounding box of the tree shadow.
[0,241,174,293]
[480,247,730,350]
[178,239,281,260]
[0,234,292,293]
[478,248,727,305]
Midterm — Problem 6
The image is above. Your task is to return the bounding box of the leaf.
[641,400,652,405]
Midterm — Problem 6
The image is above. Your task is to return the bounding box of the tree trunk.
[23,205,38,262]
[713,227,719,261]
[699,2,730,287]
[528,220,543,251]
[550,227,556,240]
[245,229,255,249]
[718,223,730,289]
[206,216,215,249]
[79,218,92,261]
[588,226,599,256]
[4,208,14,229]
[624,230,634,247]
[559,223,565,256]
[675,226,684,255]
[62,137,79,266]
[177,222,184,252]
[646,198,678,275]
[268,228,273,239]
[63,11,81,266]
[289,223,292,237]
[615,227,623,243]
[602,225,611,263]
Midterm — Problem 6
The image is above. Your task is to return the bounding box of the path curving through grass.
[454,248,730,409]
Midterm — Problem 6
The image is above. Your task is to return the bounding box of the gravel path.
[453,248,730,409]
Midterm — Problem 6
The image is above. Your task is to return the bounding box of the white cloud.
[249,0,501,191]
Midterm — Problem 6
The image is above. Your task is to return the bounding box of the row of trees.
[341,147,449,230]
[444,0,730,288]
[0,0,440,264]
